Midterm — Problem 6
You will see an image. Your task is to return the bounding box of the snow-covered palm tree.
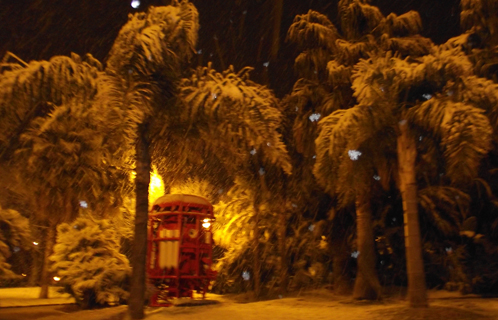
[0,53,106,298]
[16,101,123,299]
[316,46,496,307]
[287,2,432,301]
[102,2,290,317]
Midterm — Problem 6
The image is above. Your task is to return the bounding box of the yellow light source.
[202,222,211,229]
[21,273,26,277]
[149,168,164,206]
[53,276,61,282]
[33,242,39,246]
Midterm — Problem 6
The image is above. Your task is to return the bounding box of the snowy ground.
[1,287,498,320]
[0,287,74,307]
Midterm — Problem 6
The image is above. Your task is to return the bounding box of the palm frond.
[106,2,199,80]
[94,71,151,142]
[327,61,352,88]
[460,0,483,32]
[407,97,492,185]
[419,47,474,83]
[179,63,291,174]
[313,106,369,193]
[380,35,433,58]
[287,10,338,51]
[419,186,470,236]
[460,0,498,38]
[0,53,100,156]
[213,182,255,249]
[382,11,423,37]
[294,48,331,79]
[459,76,498,130]
[14,101,122,223]
[335,36,377,66]
[339,0,384,40]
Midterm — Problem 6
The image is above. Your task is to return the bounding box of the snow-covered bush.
[0,206,32,286]
[50,217,131,308]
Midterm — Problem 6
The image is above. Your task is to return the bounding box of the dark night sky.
[0,0,461,97]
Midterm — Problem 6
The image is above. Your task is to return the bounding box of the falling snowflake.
[212,93,217,100]
[445,247,453,253]
[242,271,251,280]
[373,175,380,181]
[197,49,203,54]
[250,148,257,155]
[263,61,269,67]
[258,167,265,176]
[79,200,88,208]
[131,0,140,8]
[312,155,316,159]
[348,150,362,161]
[308,224,315,232]
[267,142,271,147]
[351,251,360,258]
[422,93,432,100]
[309,113,321,122]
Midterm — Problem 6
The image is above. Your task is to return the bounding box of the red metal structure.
[147,194,217,307]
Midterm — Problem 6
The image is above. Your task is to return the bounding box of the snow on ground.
[0,287,74,307]
[1,287,498,320]
[145,290,498,320]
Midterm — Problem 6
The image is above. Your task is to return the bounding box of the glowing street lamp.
[202,218,211,229]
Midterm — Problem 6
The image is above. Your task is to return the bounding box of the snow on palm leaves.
[0,53,101,156]
[180,63,292,175]
[106,2,198,81]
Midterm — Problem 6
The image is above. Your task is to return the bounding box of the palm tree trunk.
[270,0,283,61]
[397,121,428,308]
[331,227,351,295]
[353,190,381,300]
[128,123,151,320]
[39,222,56,299]
[253,202,261,299]
[278,209,287,294]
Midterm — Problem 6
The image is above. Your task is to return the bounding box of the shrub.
[50,218,131,308]
[0,206,32,283]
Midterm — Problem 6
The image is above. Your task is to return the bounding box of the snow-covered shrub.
[0,206,32,286]
[50,217,131,308]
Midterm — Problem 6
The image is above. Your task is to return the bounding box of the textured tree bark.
[278,208,288,294]
[253,200,261,299]
[397,121,428,308]
[270,0,283,61]
[330,230,351,295]
[29,221,43,287]
[353,190,382,300]
[128,123,151,319]
[38,222,56,299]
